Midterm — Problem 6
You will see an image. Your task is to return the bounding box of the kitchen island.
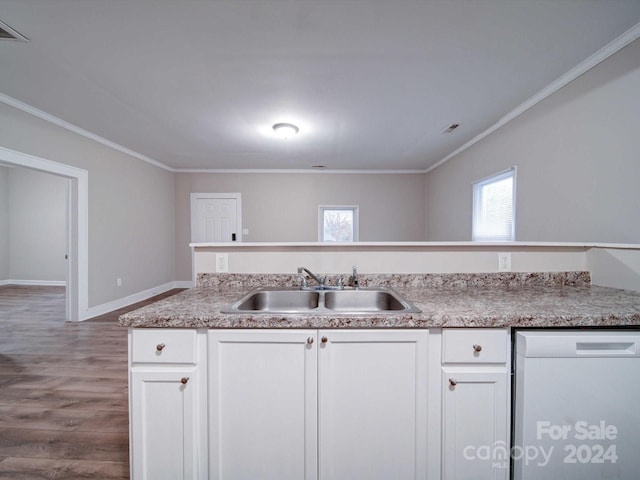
[120,271,640,480]
[119,271,640,328]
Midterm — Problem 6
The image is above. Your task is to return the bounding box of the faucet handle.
[297,274,308,288]
[337,277,345,288]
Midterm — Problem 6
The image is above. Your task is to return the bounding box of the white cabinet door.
[318,330,429,480]
[441,369,509,480]
[130,368,198,480]
[208,330,318,480]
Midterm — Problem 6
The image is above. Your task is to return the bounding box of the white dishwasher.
[513,330,640,480]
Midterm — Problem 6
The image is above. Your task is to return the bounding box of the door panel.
[192,195,239,242]
[130,369,197,480]
[208,330,318,480]
[318,330,429,480]
[441,368,509,480]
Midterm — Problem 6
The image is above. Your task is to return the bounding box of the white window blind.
[472,168,516,242]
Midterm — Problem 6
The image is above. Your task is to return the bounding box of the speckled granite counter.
[119,272,640,329]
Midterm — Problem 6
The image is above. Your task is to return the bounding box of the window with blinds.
[472,167,516,242]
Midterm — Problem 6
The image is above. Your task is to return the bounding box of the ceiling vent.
[442,123,460,134]
[0,20,29,42]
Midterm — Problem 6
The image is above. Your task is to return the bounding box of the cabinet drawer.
[442,329,508,364]
[131,329,197,364]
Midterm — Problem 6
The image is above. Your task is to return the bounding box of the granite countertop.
[118,272,640,329]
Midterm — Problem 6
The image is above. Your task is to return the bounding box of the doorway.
[0,146,88,321]
[190,192,242,243]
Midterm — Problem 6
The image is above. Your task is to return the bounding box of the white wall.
[8,167,66,282]
[0,103,175,308]
[193,244,589,276]
[588,247,640,292]
[175,172,426,280]
[425,37,640,243]
[0,167,8,281]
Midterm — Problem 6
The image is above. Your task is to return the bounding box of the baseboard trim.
[1,279,66,286]
[80,280,194,321]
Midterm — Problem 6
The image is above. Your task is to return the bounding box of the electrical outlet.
[216,253,229,273]
[498,252,512,272]
[116,278,122,287]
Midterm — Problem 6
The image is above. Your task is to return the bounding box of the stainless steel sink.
[324,289,410,312]
[222,287,420,314]
[232,289,320,313]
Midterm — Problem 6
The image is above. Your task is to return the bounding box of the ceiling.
[1,1,640,172]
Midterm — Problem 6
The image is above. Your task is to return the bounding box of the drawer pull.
[321,336,328,344]
[307,337,314,345]
[180,377,189,385]
[449,378,457,387]
[156,343,166,352]
[473,344,482,353]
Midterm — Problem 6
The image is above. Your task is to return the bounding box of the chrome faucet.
[352,265,359,290]
[297,267,345,290]
[297,267,326,288]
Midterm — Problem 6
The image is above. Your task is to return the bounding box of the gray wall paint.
[3,35,638,294]
[0,167,8,281]
[426,37,640,243]
[174,172,426,280]
[8,167,67,282]
[0,103,175,307]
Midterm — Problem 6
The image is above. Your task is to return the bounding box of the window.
[318,206,359,242]
[472,167,516,242]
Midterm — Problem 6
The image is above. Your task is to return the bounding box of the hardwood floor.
[0,285,184,479]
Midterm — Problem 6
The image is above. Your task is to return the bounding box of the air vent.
[442,123,460,134]
[0,20,29,42]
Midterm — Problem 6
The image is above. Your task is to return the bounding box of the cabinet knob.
[156,343,165,352]
[180,377,189,385]
[321,336,328,344]
[449,378,457,387]
[473,344,482,353]
[307,337,314,345]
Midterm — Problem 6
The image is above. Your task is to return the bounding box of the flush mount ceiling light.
[272,123,299,140]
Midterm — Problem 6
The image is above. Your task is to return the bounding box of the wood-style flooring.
[0,285,184,479]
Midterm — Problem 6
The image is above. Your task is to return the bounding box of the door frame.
[190,192,242,243]
[0,146,88,322]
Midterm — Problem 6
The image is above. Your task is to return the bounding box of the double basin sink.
[222,287,421,314]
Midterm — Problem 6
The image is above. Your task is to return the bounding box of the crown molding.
[3,20,639,176]
[0,92,174,172]
[426,21,640,174]
[174,168,426,174]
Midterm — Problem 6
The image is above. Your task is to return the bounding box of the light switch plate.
[216,253,229,273]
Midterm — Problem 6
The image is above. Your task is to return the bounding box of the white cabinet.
[440,329,510,480]
[208,329,429,480]
[318,330,429,480]
[129,327,511,480]
[208,330,318,480]
[130,369,199,480]
[129,329,205,480]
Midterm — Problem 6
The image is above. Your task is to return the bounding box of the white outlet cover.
[498,252,512,272]
[216,253,229,273]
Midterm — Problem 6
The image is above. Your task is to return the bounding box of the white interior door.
[191,193,241,243]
